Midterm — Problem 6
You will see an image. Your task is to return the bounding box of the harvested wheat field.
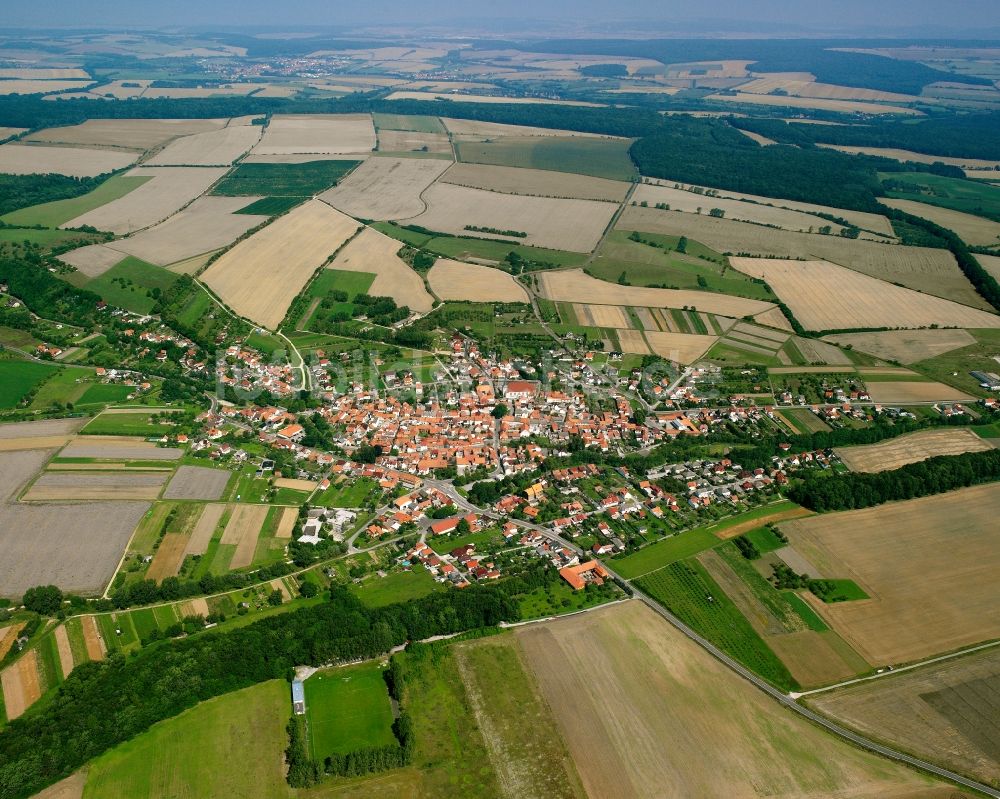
[808,644,1000,788]
[0,126,26,140]
[645,331,718,363]
[622,208,989,308]
[442,162,628,202]
[517,601,953,799]
[377,128,451,154]
[863,381,974,404]
[253,113,375,156]
[320,155,450,220]
[53,623,74,679]
[26,118,228,150]
[163,465,231,500]
[782,484,1000,664]
[0,623,24,660]
[818,144,1000,171]
[442,118,606,139]
[882,198,1000,247]
[146,533,190,582]
[428,259,528,302]
[632,183,854,234]
[56,244,126,278]
[1,650,41,721]
[202,199,360,329]
[615,328,650,354]
[836,428,992,473]
[979,254,1000,282]
[220,504,269,570]
[728,258,1000,331]
[642,178,897,238]
[791,336,853,365]
[145,123,261,166]
[103,196,268,266]
[0,68,90,80]
[738,77,918,103]
[275,507,297,539]
[538,269,775,318]
[575,303,632,328]
[707,92,922,115]
[326,226,433,312]
[182,597,211,618]
[823,329,976,364]
[22,471,167,501]
[0,417,86,448]
[407,184,620,252]
[81,615,105,660]
[0,143,136,177]
[0,79,93,95]
[386,91,602,107]
[185,503,226,556]
[61,437,182,460]
[62,166,228,235]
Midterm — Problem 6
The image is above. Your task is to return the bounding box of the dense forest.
[0,584,520,799]
[789,448,1000,511]
[0,172,115,217]
[732,113,1000,161]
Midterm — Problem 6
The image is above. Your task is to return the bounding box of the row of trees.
[789,448,1000,511]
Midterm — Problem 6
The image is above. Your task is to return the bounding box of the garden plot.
[60,437,182,460]
[620,207,988,309]
[202,199,360,329]
[253,114,375,156]
[442,162,629,202]
[22,471,167,501]
[538,269,775,318]
[146,533,190,583]
[728,257,1000,331]
[102,196,268,266]
[632,183,854,234]
[162,465,230,500]
[0,449,149,596]
[26,118,228,150]
[184,503,226,556]
[645,331,718,363]
[1,650,41,721]
[404,184,617,252]
[326,226,433,313]
[144,123,261,166]
[377,128,451,154]
[62,167,228,235]
[823,329,976,363]
[319,155,451,220]
[881,198,1000,247]
[782,483,1000,664]
[835,428,992,473]
[427,259,528,302]
[0,143,136,177]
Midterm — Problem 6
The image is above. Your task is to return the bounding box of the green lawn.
[374,113,446,133]
[0,360,59,408]
[76,383,134,405]
[811,578,870,603]
[81,410,180,436]
[1,174,151,228]
[82,681,291,799]
[743,526,788,556]
[305,662,397,760]
[428,528,503,555]
[85,257,180,314]
[882,171,1000,222]
[637,560,796,691]
[350,567,441,607]
[455,136,637,181]
[211,160,361,197]
[313,477,378,507]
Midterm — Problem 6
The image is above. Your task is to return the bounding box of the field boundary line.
[791,637,1000,699]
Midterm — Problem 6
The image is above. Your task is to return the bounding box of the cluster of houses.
[217,344,300,398]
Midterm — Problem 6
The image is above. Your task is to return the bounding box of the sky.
[4,0,1000,34]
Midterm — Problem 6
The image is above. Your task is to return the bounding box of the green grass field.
[373,113,446,133]
[234,196,303,216]
[0,227,102,256]
[76,383,134,405]
[455,136,636,181]
[305,662,397,760]
[313,477,378,507]
[0,359,59,408]
[1,174,151,228]
[212,160,361,197]
[637,560,797,691]
[812,578,870,603]
[81,410,180,436]
[882,171,1000,222]
[85,257,180,314]
[299,268,377,329]
[350,567,441,607]
[82,680,291,799]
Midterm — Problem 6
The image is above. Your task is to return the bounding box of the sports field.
[304,662,397,761]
